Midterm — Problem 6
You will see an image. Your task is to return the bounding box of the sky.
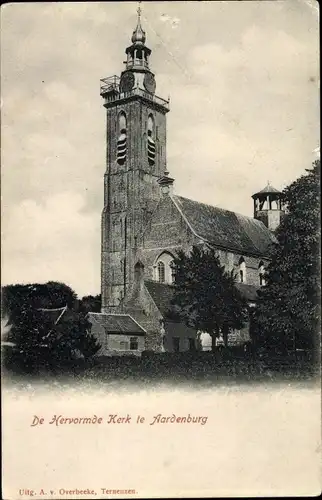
[1,0,319,297]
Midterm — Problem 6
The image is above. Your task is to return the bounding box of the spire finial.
[137,1,142,20]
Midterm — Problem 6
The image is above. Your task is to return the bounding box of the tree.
[8,304,56,372]
[255,160,320,357]
[80,294,101,313]
[8,306,101,372]
[51,309,101,363]
[76,331,102,360]
[2,281,78,325]
[2,282,101,372]
[171,246,248,351]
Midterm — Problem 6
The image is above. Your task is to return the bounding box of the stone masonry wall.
[102,97,168,311]
[137,194,270,288]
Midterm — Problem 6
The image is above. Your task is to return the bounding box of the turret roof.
[252,182,281,198]
[131,5,146,45]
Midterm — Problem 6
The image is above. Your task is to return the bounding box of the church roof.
[145,280,259,318]
[173,195,275,256]
[87,313,146,336]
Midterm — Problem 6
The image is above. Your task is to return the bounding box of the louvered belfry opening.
[147,114,155,166]
[148,131,156,165]
[117,112,127,165]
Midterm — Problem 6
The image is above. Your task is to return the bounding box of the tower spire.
[131,1,146,44]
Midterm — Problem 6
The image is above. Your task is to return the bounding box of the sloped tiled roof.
[145,281,174,316]
[235,283,259,302]
[173,195,275,256]
[88,313,146,336]
[146,280,259,318]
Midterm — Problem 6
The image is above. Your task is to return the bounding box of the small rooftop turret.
[252,181,284,231]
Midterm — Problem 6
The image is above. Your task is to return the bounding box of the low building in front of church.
[87,313,146,356]
[88,9,285,356]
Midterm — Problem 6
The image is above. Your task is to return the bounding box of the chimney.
[158,170,174,196]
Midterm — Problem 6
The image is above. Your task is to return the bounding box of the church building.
[88,9,285,355]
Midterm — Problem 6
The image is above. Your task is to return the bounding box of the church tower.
[100,7,170,312]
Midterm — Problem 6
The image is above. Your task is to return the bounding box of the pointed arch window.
[157,261,165,283]
[147,114,156,166]
[239,257,246,284]
[154,252,175,284]
[117,112,127,165]
[134,260,144,282]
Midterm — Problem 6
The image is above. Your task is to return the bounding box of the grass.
[2,349,319,389]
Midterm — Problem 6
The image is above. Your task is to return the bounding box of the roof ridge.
[127,314,147,333]
[174,194,256,221]
[171,195,206,242]
[38,306,67,312]
[87,312,146,335]
[54,305,68,325]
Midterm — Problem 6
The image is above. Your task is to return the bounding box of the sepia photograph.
[1,1,321,498]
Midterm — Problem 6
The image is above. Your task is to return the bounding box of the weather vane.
[137,1,142,19]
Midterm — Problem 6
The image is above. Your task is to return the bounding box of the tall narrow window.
[239,257,246,283]
[169,260,175,284]
[259,261,265,286]
[172,337,180,353]
[157,261,165,283]
[130,337,138,350]
[117,113,127,165]
[188,338,196,352]
[147,114,155,166]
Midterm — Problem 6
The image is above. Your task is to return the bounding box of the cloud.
[2,192,100,297]
[189,26,317,92]
[160,13,180,28]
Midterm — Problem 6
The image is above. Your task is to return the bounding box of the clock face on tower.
[120,71,135,93]
[143,72,156,94]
